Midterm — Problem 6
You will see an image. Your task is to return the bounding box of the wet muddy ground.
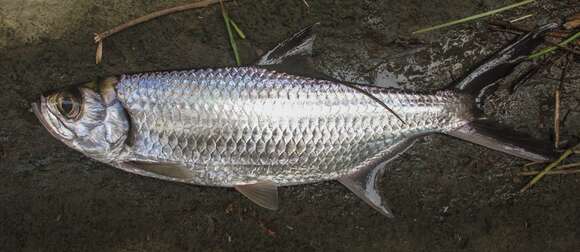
[1,0,579,251]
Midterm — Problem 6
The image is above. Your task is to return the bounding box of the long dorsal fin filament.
[256,23,406,124]
[338,82,406,125]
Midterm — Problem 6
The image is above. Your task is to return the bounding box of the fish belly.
[115,67,470,186]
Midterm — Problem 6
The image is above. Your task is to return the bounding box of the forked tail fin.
[448,23,558,162]
[454,23,557,108]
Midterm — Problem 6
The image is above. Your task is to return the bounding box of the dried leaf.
[564,12,580,30]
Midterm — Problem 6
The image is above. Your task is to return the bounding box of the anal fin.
[338,138,418,217]
[338,169,394,218]
[235,181,279,210]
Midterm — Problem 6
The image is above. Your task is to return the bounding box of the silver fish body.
[33,23,555,216]
[114,67,473,186]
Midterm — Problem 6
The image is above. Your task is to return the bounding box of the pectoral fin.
[121,161,194,180]
[235,181,279,210]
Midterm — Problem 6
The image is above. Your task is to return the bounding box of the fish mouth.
[32,96,62,140]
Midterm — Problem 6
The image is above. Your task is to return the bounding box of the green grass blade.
[413,0,535,34]
[519,147,575,192]
[220,2,241,65]
[229,19,246,39]
[528,31,580,59]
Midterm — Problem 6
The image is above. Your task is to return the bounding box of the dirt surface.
[1,0,579,251]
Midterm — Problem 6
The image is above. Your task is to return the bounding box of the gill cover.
[92,77,130,150]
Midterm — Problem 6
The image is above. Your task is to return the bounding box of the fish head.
[32,78,129,161]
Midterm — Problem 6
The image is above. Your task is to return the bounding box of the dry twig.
[555,162,580,170]
[523,161,547,167]
[520,162,580,176]
[94,0,225,43]
[563,12,580,30]
[510,14,534,23]
[554,88,560,148]
[488,21,580,48]
[519,169,580,176]
[93,0,227,64]
[96,41,103,64]
[554,56,570,148]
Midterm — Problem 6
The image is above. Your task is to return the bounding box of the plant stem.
[519,147,576,192]
[528,31,580,59]
[229,19,246,39]
[220,0,241,65]
[413,0,535,34]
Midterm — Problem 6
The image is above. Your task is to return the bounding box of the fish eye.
[57,92,82,120]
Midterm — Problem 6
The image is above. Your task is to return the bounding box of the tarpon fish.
[33,23,556,217]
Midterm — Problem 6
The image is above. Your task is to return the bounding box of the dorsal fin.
[338,138,418,217]
[256,23,318,65]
